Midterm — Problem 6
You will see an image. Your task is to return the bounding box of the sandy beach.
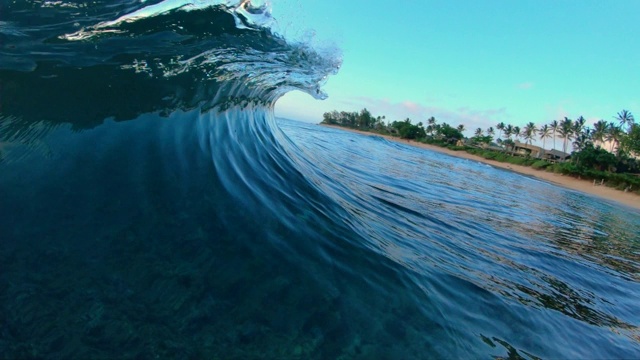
[321,124,640,211]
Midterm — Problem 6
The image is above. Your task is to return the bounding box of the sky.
[270,0,640,141]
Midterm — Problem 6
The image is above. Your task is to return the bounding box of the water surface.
[1,1,639,358]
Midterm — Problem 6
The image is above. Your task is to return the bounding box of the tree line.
[322,108,639,157]
[321,108,640,191]
[322,110,464,142]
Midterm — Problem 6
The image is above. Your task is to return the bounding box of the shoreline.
[320,124,640,211]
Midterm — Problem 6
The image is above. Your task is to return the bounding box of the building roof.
[485,145,504,151]
[545,149,571,159]
[513,141,543,152]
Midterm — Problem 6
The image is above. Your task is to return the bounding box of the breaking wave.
[1,1,639,358]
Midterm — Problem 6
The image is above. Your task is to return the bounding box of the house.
[483,142,505,152]
[512,141,544,158]
[455,139,503,151]
[542,149,571,162]
[455,138,475,147]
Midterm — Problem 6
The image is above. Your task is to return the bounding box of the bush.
[494,153,509,162]
[421,138,447,147]
[608,173,640,189]
[506,157,527,165]
[531,160,550,170]
[559,163,581,176]
[550,163,565,174]
[481,151,497,159]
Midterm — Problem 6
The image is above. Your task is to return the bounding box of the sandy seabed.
[321,124,640,211]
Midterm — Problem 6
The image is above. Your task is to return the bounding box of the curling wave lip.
[0,0,341,142]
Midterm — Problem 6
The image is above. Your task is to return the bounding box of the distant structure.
[511,141,544,158]
[509,141,571,162]
[542,149,572,162]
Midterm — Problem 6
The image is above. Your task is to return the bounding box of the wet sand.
[321,124,640,211]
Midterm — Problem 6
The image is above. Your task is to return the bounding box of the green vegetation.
[621,123,640,155]
[321,108,640,195]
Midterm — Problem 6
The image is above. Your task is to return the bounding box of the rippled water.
[1,1,640,358]
[279,119,640,358]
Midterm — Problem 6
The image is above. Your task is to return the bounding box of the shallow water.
[1,1,640,358]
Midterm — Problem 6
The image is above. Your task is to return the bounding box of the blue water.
[1,1,640,358]
[279,120,640,358]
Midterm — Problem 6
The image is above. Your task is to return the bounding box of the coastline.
[320,124,640,211]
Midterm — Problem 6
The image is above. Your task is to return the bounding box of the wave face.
[1,1,640,359]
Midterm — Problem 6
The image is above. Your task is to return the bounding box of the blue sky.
[272,1,639,138]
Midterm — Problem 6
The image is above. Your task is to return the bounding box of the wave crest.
[0,0,340,138]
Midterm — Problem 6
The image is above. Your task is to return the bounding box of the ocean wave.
[2,1,640,358]
[0,0,340,141]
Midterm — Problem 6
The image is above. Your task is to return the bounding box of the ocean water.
[1,1,640,358]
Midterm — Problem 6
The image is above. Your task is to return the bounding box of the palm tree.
[573,116,586,138]
[508,125,521,155]
[474,128,483,137]
[558,117,573,154]
[592,120,608,148]
[607,123,624,153]
[457,124,466,133]
[504,124,513,140]
[584,127,593,140]
[615,109,635,132]
[513,126,521,143]
[550,120,559,150]
[573,133,591,151]
[503,124,513,151]
[523,122,537,145]
[496,122,505,140]
[538,124,551,150]
[486,127,495,141]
